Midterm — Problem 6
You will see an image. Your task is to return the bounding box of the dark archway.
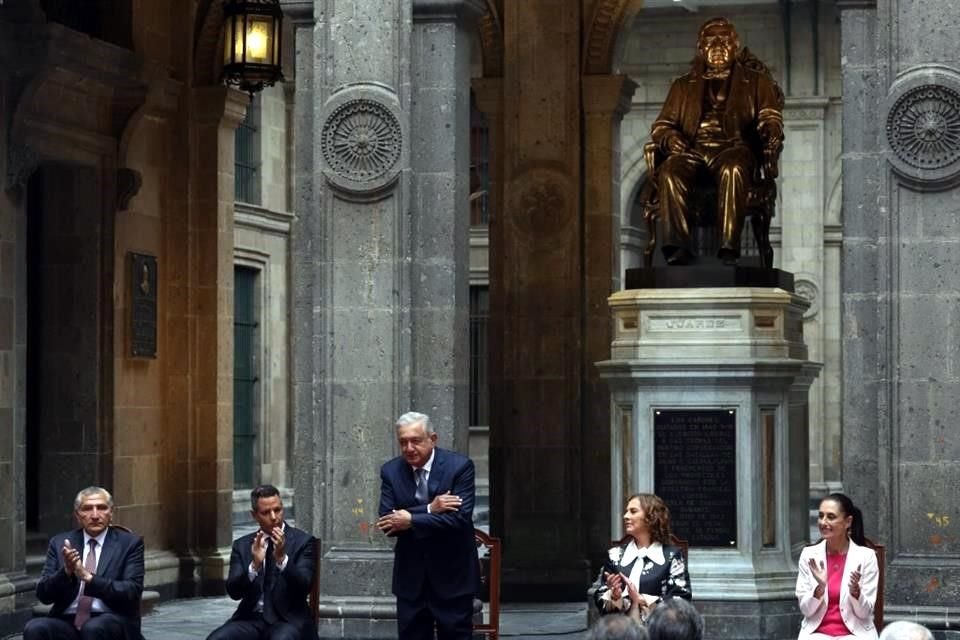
[40,0,133,49]
[25,162,106,538]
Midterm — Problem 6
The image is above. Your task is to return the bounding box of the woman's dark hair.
[625,493,673,544]
[825,492,865,546]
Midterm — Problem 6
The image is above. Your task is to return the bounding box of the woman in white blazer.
[796,493,879,640]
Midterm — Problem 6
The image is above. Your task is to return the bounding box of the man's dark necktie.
[73,539,98,629]
[414,467,428,504]
[262,539,278,624]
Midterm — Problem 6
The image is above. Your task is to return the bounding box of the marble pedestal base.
[596,287,819,640]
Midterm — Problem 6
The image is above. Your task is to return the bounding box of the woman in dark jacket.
[594,493,692,622]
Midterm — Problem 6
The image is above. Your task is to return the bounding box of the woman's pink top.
[815,551,854,636]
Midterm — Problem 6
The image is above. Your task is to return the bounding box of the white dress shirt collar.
[411,448,436,475]
[620,540,665,567]
[82,528,109,550]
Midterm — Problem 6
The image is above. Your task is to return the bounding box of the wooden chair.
[473,528,501,640]
[668,533,690,560]
[309,536,322,624]
[862,537,885,632]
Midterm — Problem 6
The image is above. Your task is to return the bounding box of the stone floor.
[4,599,588,640]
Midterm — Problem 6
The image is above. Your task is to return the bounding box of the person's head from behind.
[588,614,648,640]
[646,598,703,640]
[879,620,934,640]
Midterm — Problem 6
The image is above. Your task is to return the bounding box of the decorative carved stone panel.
[508,167,570,244]
[5,143,41,192]
[885,66,960,190]
[319,86,406,199]
[794,276,820,320]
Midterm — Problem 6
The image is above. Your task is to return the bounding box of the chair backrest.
[109,524,134,533]
[668,533,690,560]
[861,537,885,631]
[474,528,501,640]
[309,536,322,624]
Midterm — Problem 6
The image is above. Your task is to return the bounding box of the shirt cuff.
[276,555,289,571]
[248,562,259,581]
[427,504,432,514]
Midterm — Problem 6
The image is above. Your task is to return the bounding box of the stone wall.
[841,0,960,632]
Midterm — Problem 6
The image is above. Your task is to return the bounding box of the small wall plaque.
[130,252,157,358]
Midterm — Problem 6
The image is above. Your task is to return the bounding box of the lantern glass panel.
[240,17,273,64]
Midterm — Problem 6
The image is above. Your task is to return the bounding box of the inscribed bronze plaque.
[654,409,737,547]
[130,252,157,358]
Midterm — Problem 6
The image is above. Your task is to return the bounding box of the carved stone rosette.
[885,66,960,189]
[508,167,569,243]
[794,277,820,319]
[319,86,406,199]
[5,142,41,192]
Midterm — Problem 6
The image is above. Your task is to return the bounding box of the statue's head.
[697,17,740,72]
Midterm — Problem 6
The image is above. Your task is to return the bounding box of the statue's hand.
[759,120,784,145]
[664,132,687,155]
[762,149,779,179]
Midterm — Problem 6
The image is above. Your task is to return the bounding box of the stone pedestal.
[596,287,819,640]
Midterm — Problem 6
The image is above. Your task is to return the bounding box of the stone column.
[294,0,413,623]
[409,0,485,450]
[288,0,481,636]
[491,0,590,599]
[175,86,248,593]
[0,24,30,621]
[582,74,636,555]
[841,0,960,628]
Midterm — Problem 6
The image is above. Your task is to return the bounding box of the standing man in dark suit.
[206,485,316,640]
[377,411,479,640]
[23,486,145,640]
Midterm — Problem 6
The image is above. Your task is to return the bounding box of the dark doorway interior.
[25,163,104,538]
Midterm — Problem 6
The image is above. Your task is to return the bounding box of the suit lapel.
[65,529,84,573]
[428,449,445,498]
[96,528,122,577]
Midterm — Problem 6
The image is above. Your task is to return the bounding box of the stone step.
[31,590,161,618]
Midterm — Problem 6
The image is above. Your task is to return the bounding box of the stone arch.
[193,0,225,86]
[583,0,644,76]
[477,0,504,77]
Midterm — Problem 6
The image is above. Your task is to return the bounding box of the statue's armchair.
[639,140,777,268]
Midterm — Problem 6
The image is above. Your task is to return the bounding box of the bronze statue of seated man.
[650,17,784,266]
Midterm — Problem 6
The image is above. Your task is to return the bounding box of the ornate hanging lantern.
[222,0,284,94]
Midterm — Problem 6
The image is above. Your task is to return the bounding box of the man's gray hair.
[74,486,114,510]
[395,411,433,434]
[587,614,648,640]
[880,621,935,640]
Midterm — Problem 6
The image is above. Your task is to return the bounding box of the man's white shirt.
[65,529,110,614]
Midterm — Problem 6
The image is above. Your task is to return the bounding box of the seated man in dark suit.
[24,486,145,640]
[377,411,479,640]
[207,484,316,640]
